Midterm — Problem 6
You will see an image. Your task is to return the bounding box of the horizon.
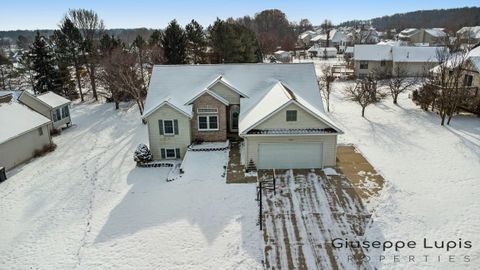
[0,0,479,31]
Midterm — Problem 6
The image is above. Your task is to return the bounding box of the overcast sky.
[0,0,478,30]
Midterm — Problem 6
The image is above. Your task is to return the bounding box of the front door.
[230,108,239,132]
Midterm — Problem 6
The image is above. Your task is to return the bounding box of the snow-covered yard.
[329,81,480,269]
[0,103,262,269]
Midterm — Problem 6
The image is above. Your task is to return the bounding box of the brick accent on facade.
[191,93,227,142]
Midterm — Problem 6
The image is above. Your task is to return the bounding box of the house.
[0,102,52,170]
[142,64,343,169]
[398,28,447,46]
[18,91,72,130]
[456,26,480,45]
[307,46,337,58]
[354,44,440,77]
[297,30,317,48]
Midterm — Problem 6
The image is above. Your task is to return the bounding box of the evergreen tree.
[54,18,84,100]
[148,30,164,65]
[208,19,261,63]
[30,32,60,94]
[185,20,206,64]
[162,20,187,64]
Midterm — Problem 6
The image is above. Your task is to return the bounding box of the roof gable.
[185,89,230,106]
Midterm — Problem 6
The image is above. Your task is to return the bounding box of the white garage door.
[257,143,323,169]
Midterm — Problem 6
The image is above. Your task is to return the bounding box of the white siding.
[0,124,52,171]
[245,135,337,167]
[18,92,51,118]
[209,82,241,104]
[145,104,191,160]
[255,103,330,130]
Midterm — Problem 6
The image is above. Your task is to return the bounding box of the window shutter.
[174,119,179,135]
[175,148,181,158]
[161,148,166,159]
[158,120,164,135]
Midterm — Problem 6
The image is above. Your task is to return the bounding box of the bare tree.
[345,77,386,117]
[319,64,335,112]
[431,45,468,125]
[102,48,146,115]
[68,9,105,101]
[383,65,419,104]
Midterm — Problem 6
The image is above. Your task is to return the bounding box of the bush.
[50,128,61,136]
[33,143,57,157]
[134,144,153,163]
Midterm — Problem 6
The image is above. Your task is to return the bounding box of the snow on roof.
[457,26,480,39]
[399,28,418,37]
[345,47,354,53]
[392,46,441,62]
[239,81,291,134]
[310,34,326,42]
[307,46,337,53]
[354,44,392,61]
[0,90,12,97]
[144,63,341,134]
[0,102,51,144]
[36,91,71,108]
[425,28,446,38]
[470,56,480,72]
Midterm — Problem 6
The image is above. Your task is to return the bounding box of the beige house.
[0,102,52,171]
[398,28,447,46]
[19,91,72,130]
[142,64,343,169]
[354,44,440,77]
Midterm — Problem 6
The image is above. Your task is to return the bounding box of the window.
[380,60,386,67]
[198,115,218,130]
[464,74,473,87]
[163,120,174,135]
[61,106,69,118]
[38,127,43,136]
[166,149,176,159]
[286,110,297,121]
[53,109,61,122]
[360,61,368,70]
[197,108,218,114]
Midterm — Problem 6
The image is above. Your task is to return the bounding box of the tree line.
[0,9,273,114]
[339,7,480,32]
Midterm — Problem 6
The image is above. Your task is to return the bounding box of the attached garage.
[257,142,323,169]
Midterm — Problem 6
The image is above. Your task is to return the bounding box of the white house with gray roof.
[0,102,52,170]
[18,91,72,131]
[142,63,343,169]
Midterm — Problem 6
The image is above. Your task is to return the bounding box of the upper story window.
[53,108,61,122]
[360,61,368,70]
[197,108,218,114]
[163,120,174,135]
[38,127,43,136]
[464,74,473,87]
[286,110,297,122]
[198,115,218,130]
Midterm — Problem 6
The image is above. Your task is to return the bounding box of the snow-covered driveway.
[0,103,261,269]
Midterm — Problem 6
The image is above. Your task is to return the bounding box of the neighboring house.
[0,102,52,170]
[298,30,317,48]
[398,28,447,46]
[143,64,343,169]
[354,44,440,77]
[18,91,72,130]
[457,26,480,45]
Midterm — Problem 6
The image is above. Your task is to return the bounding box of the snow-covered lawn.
[0,103,261,269]
[329,81,480,269]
